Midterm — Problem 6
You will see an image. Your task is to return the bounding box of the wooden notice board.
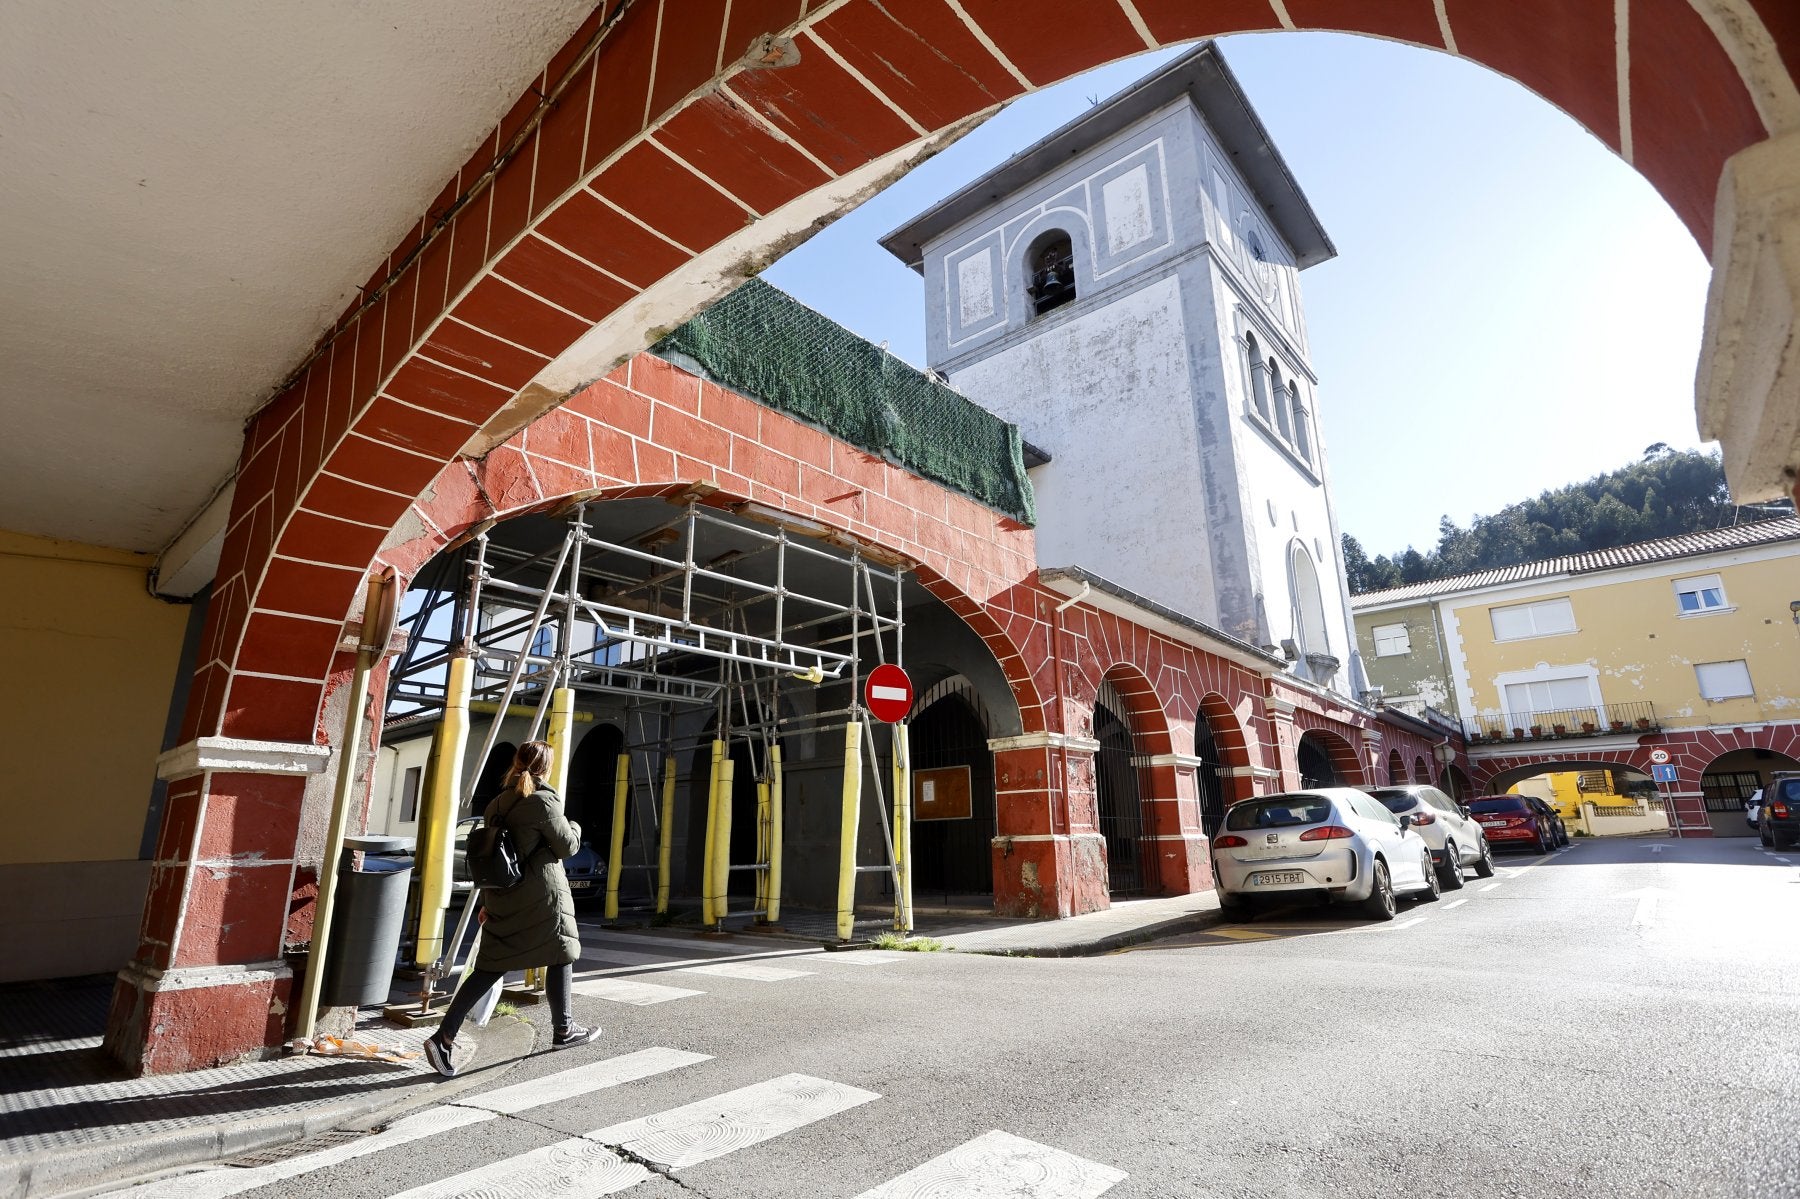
[913,765,972,821]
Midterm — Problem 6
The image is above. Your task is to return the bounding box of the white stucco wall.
[950,276,1217,622]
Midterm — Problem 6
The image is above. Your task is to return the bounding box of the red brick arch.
[1196,691,1255,806]
[121,0,1797,1074]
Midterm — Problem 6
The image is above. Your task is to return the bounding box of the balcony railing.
[1464,701,1660,746]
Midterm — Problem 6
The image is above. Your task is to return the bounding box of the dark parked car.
[1759,774,1800,850]
[1468,795,1559,854]
[1524,796,1570,847]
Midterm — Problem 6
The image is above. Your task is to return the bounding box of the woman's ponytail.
[503,740,555,798]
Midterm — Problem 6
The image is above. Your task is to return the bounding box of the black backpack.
[464,812,523,891]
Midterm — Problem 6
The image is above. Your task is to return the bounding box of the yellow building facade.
[1354,519,1800,836]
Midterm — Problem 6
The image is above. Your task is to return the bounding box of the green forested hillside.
[1343,447,1793,595]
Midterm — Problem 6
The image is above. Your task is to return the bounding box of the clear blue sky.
[761,32,1713,561]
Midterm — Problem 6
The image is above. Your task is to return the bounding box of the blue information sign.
[1651,763,1678,782]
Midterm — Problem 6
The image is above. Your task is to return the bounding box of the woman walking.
[425,740,600,1077]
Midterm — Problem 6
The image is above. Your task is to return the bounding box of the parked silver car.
[1212,788,1440,921]
[1366,785,1497,889]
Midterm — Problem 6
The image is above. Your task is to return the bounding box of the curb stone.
[955,908,1231,958]
[14,1018,537,1199]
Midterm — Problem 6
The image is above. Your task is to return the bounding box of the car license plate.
[569,880,595,892]
[1478,819,1502,827]
[1253,871,1305,886]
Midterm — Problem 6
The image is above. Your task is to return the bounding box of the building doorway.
[1193,716,1229,839]
[1094,680,1150,895]
[1297,733,1338,788]
[909,679,996,902]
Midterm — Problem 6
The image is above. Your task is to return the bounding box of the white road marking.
[680,961,813,982]
[816,950,911,965]
[577,928,775,955]
[386,1136,647,1198]
[1632,893,1659,928]
[1442,898,1468,910]
[591,1073,880,1169]
[461,1048,711,1115]
[1480,883,1503,892]
[1647,845,1667,853]
[851,1129,1127,1198]
[1393,916,1427,929]
[105,1106,495,1199]
[1775,857,1793,864]
[571,977,707,1005]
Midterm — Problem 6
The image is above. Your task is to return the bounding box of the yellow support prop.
[767,745,784,924]
[711,756,735,929]
[837,722,863,941]
[701,740,724,925]
[545,687,576,797]
[656,756,676,914]
[892,722,913,934]
[604,751,629,919]
[754,776,771,911]
[414,654,472,967]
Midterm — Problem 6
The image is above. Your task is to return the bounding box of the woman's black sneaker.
[551,1023,602,1049]
[424,1034,470,1077]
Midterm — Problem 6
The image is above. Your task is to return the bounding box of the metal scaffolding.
[387,498,914,986]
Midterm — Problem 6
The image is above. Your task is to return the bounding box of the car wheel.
[1218,888,1246,917]
[1473,840,1496,878]
[1535,830,1551,854]
[1362,859,1396,921]
[1438,842,1465,890]
[1416,851,1440,902]
[1761,825,1774,847]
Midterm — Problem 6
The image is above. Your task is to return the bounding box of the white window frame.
[1488,663,1602,722]
[1372,622,1411,657]
[1695,659,1754,701]
[1672,572,1731,616]
[1489,597,1577,641]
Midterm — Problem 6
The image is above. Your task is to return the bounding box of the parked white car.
[1366,785,1496,890]
[1745,788,1764,831]
[1211,788,1440,921]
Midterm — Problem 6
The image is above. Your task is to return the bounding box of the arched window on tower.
[1290,383,1312,462]
[1289,541,1335,684]
[1271,358,1293,440]
[1245,332,1270,419]
[1026,232,1076,316]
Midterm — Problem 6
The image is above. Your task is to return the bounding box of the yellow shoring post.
[545,686,576,796]
[837,722,864,941]
[892,722,913,934]
[414,654,472,968]
[701,739,724,925]
[711,755,736,929]
[605,751,629,919]
[656,756,676,914]
[754,775,771,912]
[767,745,784,924]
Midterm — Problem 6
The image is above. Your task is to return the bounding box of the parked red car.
[1467,795,1557,854]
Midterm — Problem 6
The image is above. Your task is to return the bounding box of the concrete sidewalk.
[0,978,535,1199]
[1,894,1225,1197]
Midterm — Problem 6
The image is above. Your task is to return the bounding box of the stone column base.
[1149,832,1214,894]
[991,832,1110,918]
[105,960,293,1077]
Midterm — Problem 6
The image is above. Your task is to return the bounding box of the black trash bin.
[325,835,415,1007]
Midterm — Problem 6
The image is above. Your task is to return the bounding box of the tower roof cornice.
[878,42,1336,272]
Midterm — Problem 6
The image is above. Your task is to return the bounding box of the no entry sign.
[865,663,913,723]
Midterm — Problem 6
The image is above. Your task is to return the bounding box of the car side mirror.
[1398,814,1413,832]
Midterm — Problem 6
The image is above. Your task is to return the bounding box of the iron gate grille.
[1194,719,1228,839]
[1701,770,1764,812]
[1094,682,1150,895]
[909,679,996,903]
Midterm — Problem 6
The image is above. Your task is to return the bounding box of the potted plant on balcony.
[1610,718,1628,732]
[1581,720,1597,734]
[1512,727,1525,741]
[1529,723,1545,739]
[1552,722,1568,736]
[1635,716,1652,730]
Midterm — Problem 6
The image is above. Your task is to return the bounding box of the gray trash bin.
[325,834,415,1007]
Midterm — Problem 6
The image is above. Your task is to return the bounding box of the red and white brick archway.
[1472,724,1800,834]
[117,1,1796,1072]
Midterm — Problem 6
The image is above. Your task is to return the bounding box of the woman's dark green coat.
[475,783,582,972]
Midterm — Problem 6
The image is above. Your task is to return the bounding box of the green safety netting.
[653,279,1035,525]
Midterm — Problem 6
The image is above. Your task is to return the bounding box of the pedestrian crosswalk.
[100,929,1128,1197]
[103,1045,1126,1198]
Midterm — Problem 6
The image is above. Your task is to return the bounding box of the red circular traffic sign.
[1648,748,1670,764]
[864,663,913,723]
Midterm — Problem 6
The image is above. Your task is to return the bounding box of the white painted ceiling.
[0,0,597,552]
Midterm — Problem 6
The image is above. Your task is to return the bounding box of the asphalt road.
[105,835,1800,1198]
